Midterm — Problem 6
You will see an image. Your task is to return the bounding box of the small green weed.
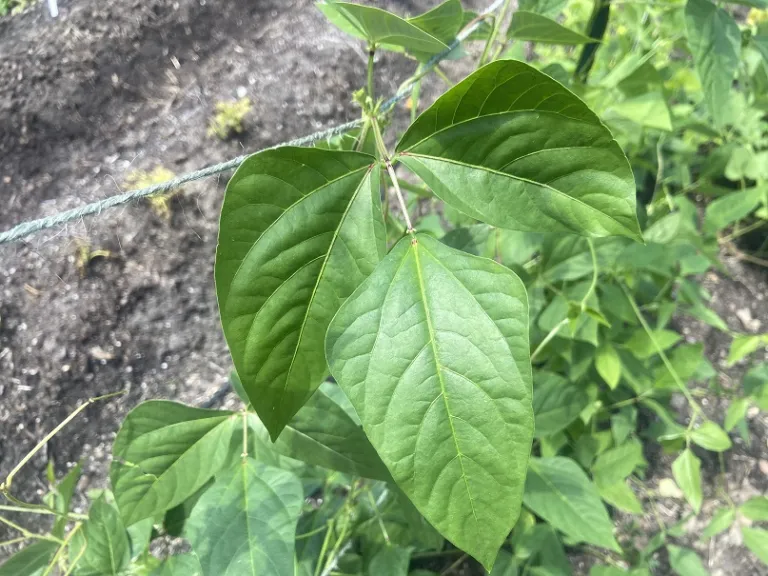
[207,97,252,140]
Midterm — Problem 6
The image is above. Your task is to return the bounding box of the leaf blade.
[326,234,533,570]
[508,11,599,44]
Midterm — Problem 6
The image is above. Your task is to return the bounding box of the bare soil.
[0,0,766,574]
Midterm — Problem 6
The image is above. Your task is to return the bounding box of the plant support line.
[0,0,506,247]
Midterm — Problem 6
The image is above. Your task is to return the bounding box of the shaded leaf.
[368,546,410,576]
[507,11,597,44]
[396,60,641,241]
[151,554,203,576]
[327,234,533,571]
[608,92,673,132]
[704,187,765,233]
[533,372,590,438]
[524,457,620,551]
[685,0,741,126]
[215,147,383,438]
[110,401,236,525]
[672,449,702,513]
[185,459,302,576]
[0,541,57,576]
[79,497,131,576]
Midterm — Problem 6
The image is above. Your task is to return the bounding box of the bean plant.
[2,0,768,575]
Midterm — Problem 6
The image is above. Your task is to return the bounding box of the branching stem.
[370,117,414,233]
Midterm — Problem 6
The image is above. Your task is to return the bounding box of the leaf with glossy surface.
[685,0,740,127]
[743,527,768,565]
[317,1,449,55]
[690,421,732,452]
[0,541,57,576]
[185,459,303,576]
[110,401,236,525]
[533,372,590,438]
[326,234,533,571]
[216,147,384,438]
[672,449,702,513]
[524,457,619,551]
[79,497,131,576]
[508,11,597,44]
[396,60,641,241]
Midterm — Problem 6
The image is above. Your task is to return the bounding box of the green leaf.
[754,34,768,65]
[725,398,750,431]
[668,545,709,576]
[611,406,637,446]
[272,382,391,480]
[524,457,620,552]
[690,421,732,452]
[79,497,131,576]
[623,329,681,360]
[488,550,518,576]
[396,60,641,241]
[654,344,705,391]
[608,92,673,132]
[672,449,702,513]
[110,401,236,525]
[51,462,82,539]
[597,480,643,514]
[704,187,765,233]
[407,0,464,44]
[701,507,735,539]
[684,0,741,127]
[368,546,410,576]
[507,11,597,44]
[326,234,534,571]
[741,496,768,521]
[151,554,203,576]
[215,147,384,438]
[592,440,646,486]
[533,372,590,438]
[727,334,768,366]
[742,527,768,565]
[0,541,57,576]
[317,1,449,55]
[185,459,303,576]
[596,344,621,389]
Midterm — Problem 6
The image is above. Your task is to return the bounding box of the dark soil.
[0,0,767,574]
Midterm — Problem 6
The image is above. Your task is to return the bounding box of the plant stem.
[370,117,414,233]
[366,489,390,545]
[0,505,87,521]
[531,318,568,362]
[0,515,63,544]
[1,390,125,496]
[314,519,334,576]
[720,220,766,244]
[241,411,248,462]
[367,44,376,100]
[412,549,465,560]
[42,523,81,576]
[582,238,598,311]
[0,536,27,547]
[434,65,454,87]
[440,553,468,575]
[620,283,702,415]
[479,0,511,67]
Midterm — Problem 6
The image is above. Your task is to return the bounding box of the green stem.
[479,0,511,67]
[582,238,598,311]
[440,553,468,576]
[367,44,376,100]
[720,219,766,244]
[0,505,87,521]
[1,391,125,496]
[42,523,81,576]
[241,411,248,462]
[366,490,390,545]
[434,65,454,87]
[370,117,414,233]
[620,283,702,415]
[314,519,334,576]
[0,536,28,547]
[0,515,64,545]
[531,318,568,362]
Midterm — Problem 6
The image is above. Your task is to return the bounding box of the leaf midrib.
[412,242,478,522]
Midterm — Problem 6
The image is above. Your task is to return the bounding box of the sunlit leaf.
[690,421,732,452]
[742,527,768,565]
[79,497,131,576]
[396,60,641,241]
[701,507,735,539]
[727,334,768,366]
[186,459,303,576]
[407,0,464,44]
[741,496,768,521]
[327,234,533,571]
[111,401,236,525]
[668,545,709,576]
[592,440,645,486]
[596,344,621,389]
[216,147,384,438]
[725,398,750,431]
[597,480,643,514]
